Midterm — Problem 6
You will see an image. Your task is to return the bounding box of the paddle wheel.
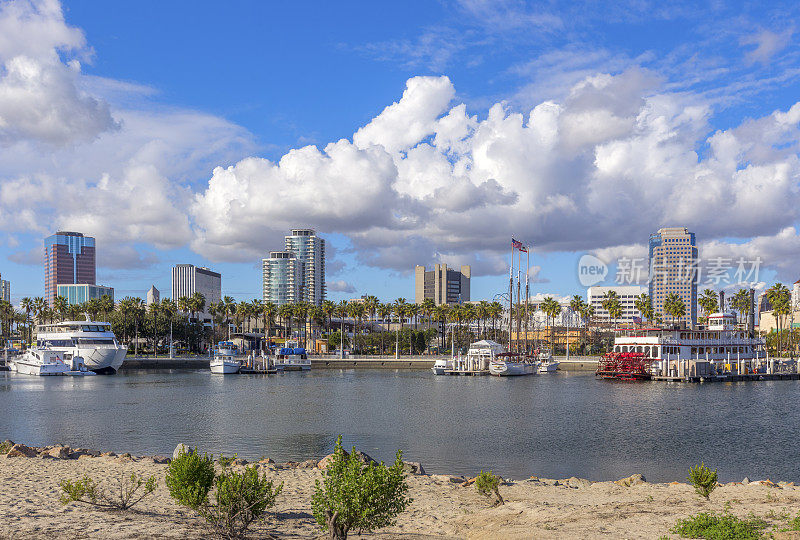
[596,352,652,381]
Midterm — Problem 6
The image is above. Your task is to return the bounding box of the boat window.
[78,338,115,345]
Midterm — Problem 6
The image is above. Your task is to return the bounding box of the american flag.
[511,238,527,252]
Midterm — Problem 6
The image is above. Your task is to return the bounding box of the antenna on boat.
[509,240,514,353]
[525,247,530,356]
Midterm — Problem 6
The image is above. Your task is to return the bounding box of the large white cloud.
[192,71,800,279]
[0,0,116,145]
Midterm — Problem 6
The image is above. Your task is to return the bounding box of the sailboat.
[489,238,539,377]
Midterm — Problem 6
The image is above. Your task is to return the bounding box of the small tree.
[688,462,718,499]
[475,470,504,506]
[312,436,412,540]
[167,449,282,539]
[59,472,157,510]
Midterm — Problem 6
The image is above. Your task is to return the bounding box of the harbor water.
[1,369,798,483]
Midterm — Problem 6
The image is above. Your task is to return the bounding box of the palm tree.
[697,289,719,325]
[633,293,654,327]
[160,298,177,354]
[363,295,379,335]
[52,296,68,322]
[279,303,294,341]
[601,291,622,329]
[293,302,310,348]
[322,300,336,336]
[20,297,33,345]
[335,300,349,352]
[377,302,392,355]
[767,283,791,355]
[261,301,276,345]
[663,293,686,327]
[149,301,160,357]
[731,288,751,324]
[99,294,114,322]
[393,298,407,356]
[540,297,561,352]
[348,302,366,353]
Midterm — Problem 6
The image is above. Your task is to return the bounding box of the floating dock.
[652,372,800,383]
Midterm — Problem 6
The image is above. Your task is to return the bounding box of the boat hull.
[10,360,69,376]
[210,360,241,374]
[489,360,539,376]
[539,361,560,373]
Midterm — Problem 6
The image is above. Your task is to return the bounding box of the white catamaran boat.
[431,357,451,375]
[274,341,311,371]
[35,320,127,374]
[445,339,505,375]
[210,341,242,374]
[9,348,70,376]
[610,312,767,379]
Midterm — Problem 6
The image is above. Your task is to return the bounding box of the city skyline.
[1,1,800,305]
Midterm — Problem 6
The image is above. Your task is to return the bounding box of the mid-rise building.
[792,279,800,309]
[587,285,648,324]
[262,251,304,306]
[648,227,698,326]
[44,231,95,305]
[414,264,471,305]
[0,276,9,303]
[57,284,114,305]
[146,285,160,306]
[171,264,221,322]
[284,229,326,305]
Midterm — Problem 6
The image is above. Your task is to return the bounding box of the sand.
[2,443,800,539]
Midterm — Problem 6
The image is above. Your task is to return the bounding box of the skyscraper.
[284,229,326,305]
[44,231,95,306]
[171,264,221,322]
[414,264,471,305]
[648,227,698,326]
[262,251,304,306]
[0,273,9,303]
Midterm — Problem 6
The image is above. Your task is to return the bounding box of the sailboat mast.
[508,241,514,352]
[516,250,521,354]
[525,249,529,356]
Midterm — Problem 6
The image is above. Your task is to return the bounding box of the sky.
[1,0,800,305]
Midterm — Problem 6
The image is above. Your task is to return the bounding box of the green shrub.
[166,447,215,510]
[0,441,12,454]
[475,470,504,506]
[202,464,283,539]
[311,436,412,540]
[59,472,157,510]
[671,511,766,539]
[688,462,718,499]
[167,449,282,539]
[782,513,800,532]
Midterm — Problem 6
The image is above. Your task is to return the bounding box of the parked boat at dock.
[35,320,127,374]
[603,312,769,381]
[536,348,559,373]
[444,340,503,375]
[274,340,310,371]
[489,352,539,376]
[210,341,242,374]
[9,349,70,376]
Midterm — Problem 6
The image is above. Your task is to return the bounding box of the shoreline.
[2,441,800,538]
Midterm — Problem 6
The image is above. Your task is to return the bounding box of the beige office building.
[648,227,698,326]
[414,264,471,305]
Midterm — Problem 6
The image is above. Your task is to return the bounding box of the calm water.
[1,369,798,482]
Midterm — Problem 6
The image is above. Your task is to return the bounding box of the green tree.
[697,289,719,324]
[767,283,791,355]
[601,290,622,328]
[311,436,411,540]
[663,293,686,326]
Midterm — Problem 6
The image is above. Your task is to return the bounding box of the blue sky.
[1,0,800,305]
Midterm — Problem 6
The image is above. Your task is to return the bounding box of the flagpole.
[508,241,514,352]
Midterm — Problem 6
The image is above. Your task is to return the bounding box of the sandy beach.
[2,442,800,539]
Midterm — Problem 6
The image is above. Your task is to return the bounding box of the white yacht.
[489,352,539,376]
[210,341,242,374]
[536,348,559,373]
[444,340,504,375]
[431,357,452,375]
[9,349,70,376]
[274,340,311,371]
[35,320,127,374]
[608,312,767,379]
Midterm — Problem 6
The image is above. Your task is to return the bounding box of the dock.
[652,372,800,383]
